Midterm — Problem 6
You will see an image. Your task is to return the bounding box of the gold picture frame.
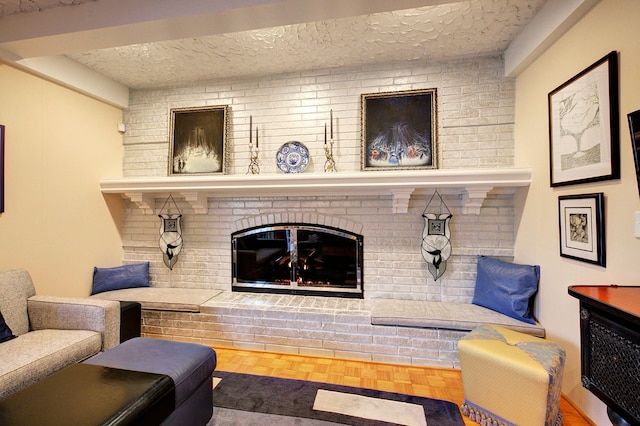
[169,105,229,175]
[361,89,437,171]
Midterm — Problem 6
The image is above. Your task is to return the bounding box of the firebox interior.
[232,224,363,298]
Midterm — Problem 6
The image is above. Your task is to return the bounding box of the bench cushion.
[90,288,221,312]
[370,299,545,337]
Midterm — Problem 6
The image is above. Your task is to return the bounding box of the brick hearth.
[141,292,466,368]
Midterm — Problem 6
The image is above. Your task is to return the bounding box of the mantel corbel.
[124,192,154,214]
[390,189,415,214]
[460,186,493,215]
[180,191,209,214]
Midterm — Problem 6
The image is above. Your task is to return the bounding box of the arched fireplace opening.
[232,223,363,298]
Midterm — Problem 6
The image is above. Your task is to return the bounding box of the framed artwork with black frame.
[558,193,605,267]
[0,124,4,213]
[627,109,640,196]
[169,105,228,176]
[361,88,437,171]
[548,51,619,187]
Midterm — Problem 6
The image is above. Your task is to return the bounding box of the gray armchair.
[0,269,120,398]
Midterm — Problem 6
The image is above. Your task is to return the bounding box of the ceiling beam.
[0,0,454,58]
[504,0,601,77]
[0,0,454,108]
[0,0,594,108]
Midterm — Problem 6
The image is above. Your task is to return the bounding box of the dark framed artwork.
[169,105,228,175]
[548,51,619,187]
[558,193,605,267]
[0,124,4,213]
[361,88,437,171]
[627,109,640,195]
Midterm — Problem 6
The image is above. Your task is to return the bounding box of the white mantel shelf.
[99,168,531,215]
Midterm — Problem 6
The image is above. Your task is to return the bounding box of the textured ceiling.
[1,0,547,89]
[0,0,94,16]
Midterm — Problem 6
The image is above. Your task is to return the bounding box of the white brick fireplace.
[107,182,526,366]
[105,55,526,303]
[100,55,531,364]
[103,170,528,303]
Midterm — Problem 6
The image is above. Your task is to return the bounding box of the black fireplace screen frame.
[231,223,363,298]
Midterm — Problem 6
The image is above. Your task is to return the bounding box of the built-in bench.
[91,289,545,368]
[370,299,545,338]
[91,288,222,312]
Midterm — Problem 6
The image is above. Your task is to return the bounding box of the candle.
[324,123,327,145]
[255,126,258,149]
[249,115,252,146]
[330,109,333,139]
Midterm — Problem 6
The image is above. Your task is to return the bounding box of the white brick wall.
[123,55,514,175]
[122,189,515,302]
[120,55,516,303]
[140,299,468,368]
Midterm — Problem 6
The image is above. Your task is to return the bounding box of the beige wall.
[514,0,640,424]
[0,65,124,297]
[1,1,638,420]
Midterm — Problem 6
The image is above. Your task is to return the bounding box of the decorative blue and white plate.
[276,141,310,173]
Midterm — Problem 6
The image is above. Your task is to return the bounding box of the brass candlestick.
[246,143,260,174]
[324,110,337,172]
[324,139,336,172]
[246,118,260,174]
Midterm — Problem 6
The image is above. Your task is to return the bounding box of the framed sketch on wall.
[558,193,605,267]
[361,89,437,171]
[169,105,229,175]
[548,51,619,187]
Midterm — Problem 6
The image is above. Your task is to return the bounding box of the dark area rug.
[209,371,465,426]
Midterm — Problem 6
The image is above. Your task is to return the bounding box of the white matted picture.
[548,51,619,187]
[558,193,605,267]
[169,105,228,175]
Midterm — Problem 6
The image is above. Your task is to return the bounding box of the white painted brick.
[119,55,515,300]
[299,347,337,358]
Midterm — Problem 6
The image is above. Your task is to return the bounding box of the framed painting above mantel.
[361,89,437,171]
[168,105,228,176]
[548,51,619,187]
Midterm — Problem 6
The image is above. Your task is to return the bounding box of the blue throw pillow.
[471,256,540,324]
[91,262,150,295]
[0,311,16,343]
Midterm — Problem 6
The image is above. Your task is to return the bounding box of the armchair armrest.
[27,296,120,351]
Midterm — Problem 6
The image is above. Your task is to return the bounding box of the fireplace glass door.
[232,224,363,297]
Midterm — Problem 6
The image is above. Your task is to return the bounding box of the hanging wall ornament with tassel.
[158,194,183,270]
[421,190,453,281]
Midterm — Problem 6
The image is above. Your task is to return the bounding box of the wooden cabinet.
[568,285,640,426]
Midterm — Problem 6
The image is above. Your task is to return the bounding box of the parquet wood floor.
[213,347,593,426]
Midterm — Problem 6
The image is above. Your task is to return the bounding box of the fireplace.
[232,223,363,298]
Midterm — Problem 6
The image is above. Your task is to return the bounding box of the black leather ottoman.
[85,337,217,426]
[0,363,174,426]
[120,301,141,342]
